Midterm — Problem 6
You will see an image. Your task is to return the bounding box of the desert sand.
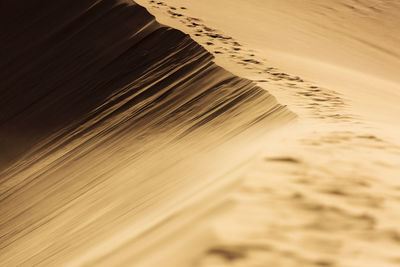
[1,0,400,266]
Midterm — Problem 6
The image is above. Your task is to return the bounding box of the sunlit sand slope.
[134,1,400,266]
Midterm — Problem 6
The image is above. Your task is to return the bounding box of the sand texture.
[1,0,400,266]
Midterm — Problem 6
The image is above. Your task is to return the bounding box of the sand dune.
[0,0,293,266]
[1,0,400,266]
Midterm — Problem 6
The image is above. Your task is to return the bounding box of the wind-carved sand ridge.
[1,0,400,266]
[0,0,294,266]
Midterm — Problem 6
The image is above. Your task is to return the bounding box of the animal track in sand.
[198,242,329,267]
[300,131,392,150]
[146,0,267,72]
[145,0,357,124]
[264,156,302,164]
[237,147,400,265]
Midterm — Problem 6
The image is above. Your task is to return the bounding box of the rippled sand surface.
[1,0,400,266]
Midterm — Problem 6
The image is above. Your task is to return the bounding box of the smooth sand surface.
[1,0,400,266]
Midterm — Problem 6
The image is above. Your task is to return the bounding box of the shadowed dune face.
[0,0,158,166]
[0,0,293,169]
[0,0,294,265]
[0,0,161,167]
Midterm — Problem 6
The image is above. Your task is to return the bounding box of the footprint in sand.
[264,156,302,164]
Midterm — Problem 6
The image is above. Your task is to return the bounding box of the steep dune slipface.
[0,0,293,266]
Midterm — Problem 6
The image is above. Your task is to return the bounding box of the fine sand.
[1,0,400,266]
